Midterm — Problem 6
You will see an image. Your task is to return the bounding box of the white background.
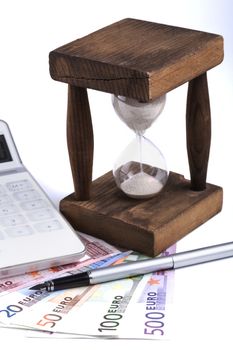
[0,0,233,349]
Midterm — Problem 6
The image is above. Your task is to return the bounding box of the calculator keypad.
[0,173,64,239]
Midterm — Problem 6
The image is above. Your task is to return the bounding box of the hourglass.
[49,18,224,256]
[112,95,168,199]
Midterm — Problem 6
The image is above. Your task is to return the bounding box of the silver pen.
[30,241,233,292]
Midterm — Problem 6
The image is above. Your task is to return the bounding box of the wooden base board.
[60,171,223,256]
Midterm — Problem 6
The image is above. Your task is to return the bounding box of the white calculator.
[0,119,85,278]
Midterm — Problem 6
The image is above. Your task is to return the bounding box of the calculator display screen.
[0,134,13,163]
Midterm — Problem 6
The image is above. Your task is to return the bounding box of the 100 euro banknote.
[1,246,176,339]
[0,250,131,328]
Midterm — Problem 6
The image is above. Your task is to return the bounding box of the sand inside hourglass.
[112,94,168,199]
[120,171,164,198]
[120,134,165,198]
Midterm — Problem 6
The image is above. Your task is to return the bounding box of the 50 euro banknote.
[1,246,176,339]
[0,250,131,327]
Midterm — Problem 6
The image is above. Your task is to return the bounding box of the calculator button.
[13,190,40,201]
[6,180,32,192]
[0,195,11,205]
[0,185,5,194]
[1,214,26,227]
[0,203,18,216]
[33,220,63,232]
[5,225,34,238]
[27,208,54,221]
[20,199,48,211]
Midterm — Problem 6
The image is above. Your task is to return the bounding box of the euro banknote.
[0,232,127,296]
[1,246,176,339]
[0,251,131,326]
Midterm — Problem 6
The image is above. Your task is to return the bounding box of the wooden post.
[186,72,211,191]
[67,85,94,200]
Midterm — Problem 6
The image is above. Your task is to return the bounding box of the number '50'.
[37,314,62,328]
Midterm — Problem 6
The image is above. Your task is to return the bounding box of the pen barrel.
[90,256,174,284]
[173,242,233,268]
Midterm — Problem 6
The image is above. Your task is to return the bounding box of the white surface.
[0,1,232,349]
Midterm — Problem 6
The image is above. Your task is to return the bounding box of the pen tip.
[29,283,46,291]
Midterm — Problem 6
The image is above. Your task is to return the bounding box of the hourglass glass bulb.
[113,136,169,198]
[112,94,166,134]
[112,94,169,199]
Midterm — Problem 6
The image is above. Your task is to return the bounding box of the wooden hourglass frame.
[49,18,224,256]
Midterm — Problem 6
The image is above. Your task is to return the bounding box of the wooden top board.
[49,18,223,101]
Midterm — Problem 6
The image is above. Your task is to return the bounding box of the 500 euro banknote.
[1,246,176,339]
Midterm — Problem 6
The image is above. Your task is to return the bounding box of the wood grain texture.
[60,171,223,256]
[67,85,93,200]
[186,73,211,191]
[49,18,223,101]
[50,18,224,254]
